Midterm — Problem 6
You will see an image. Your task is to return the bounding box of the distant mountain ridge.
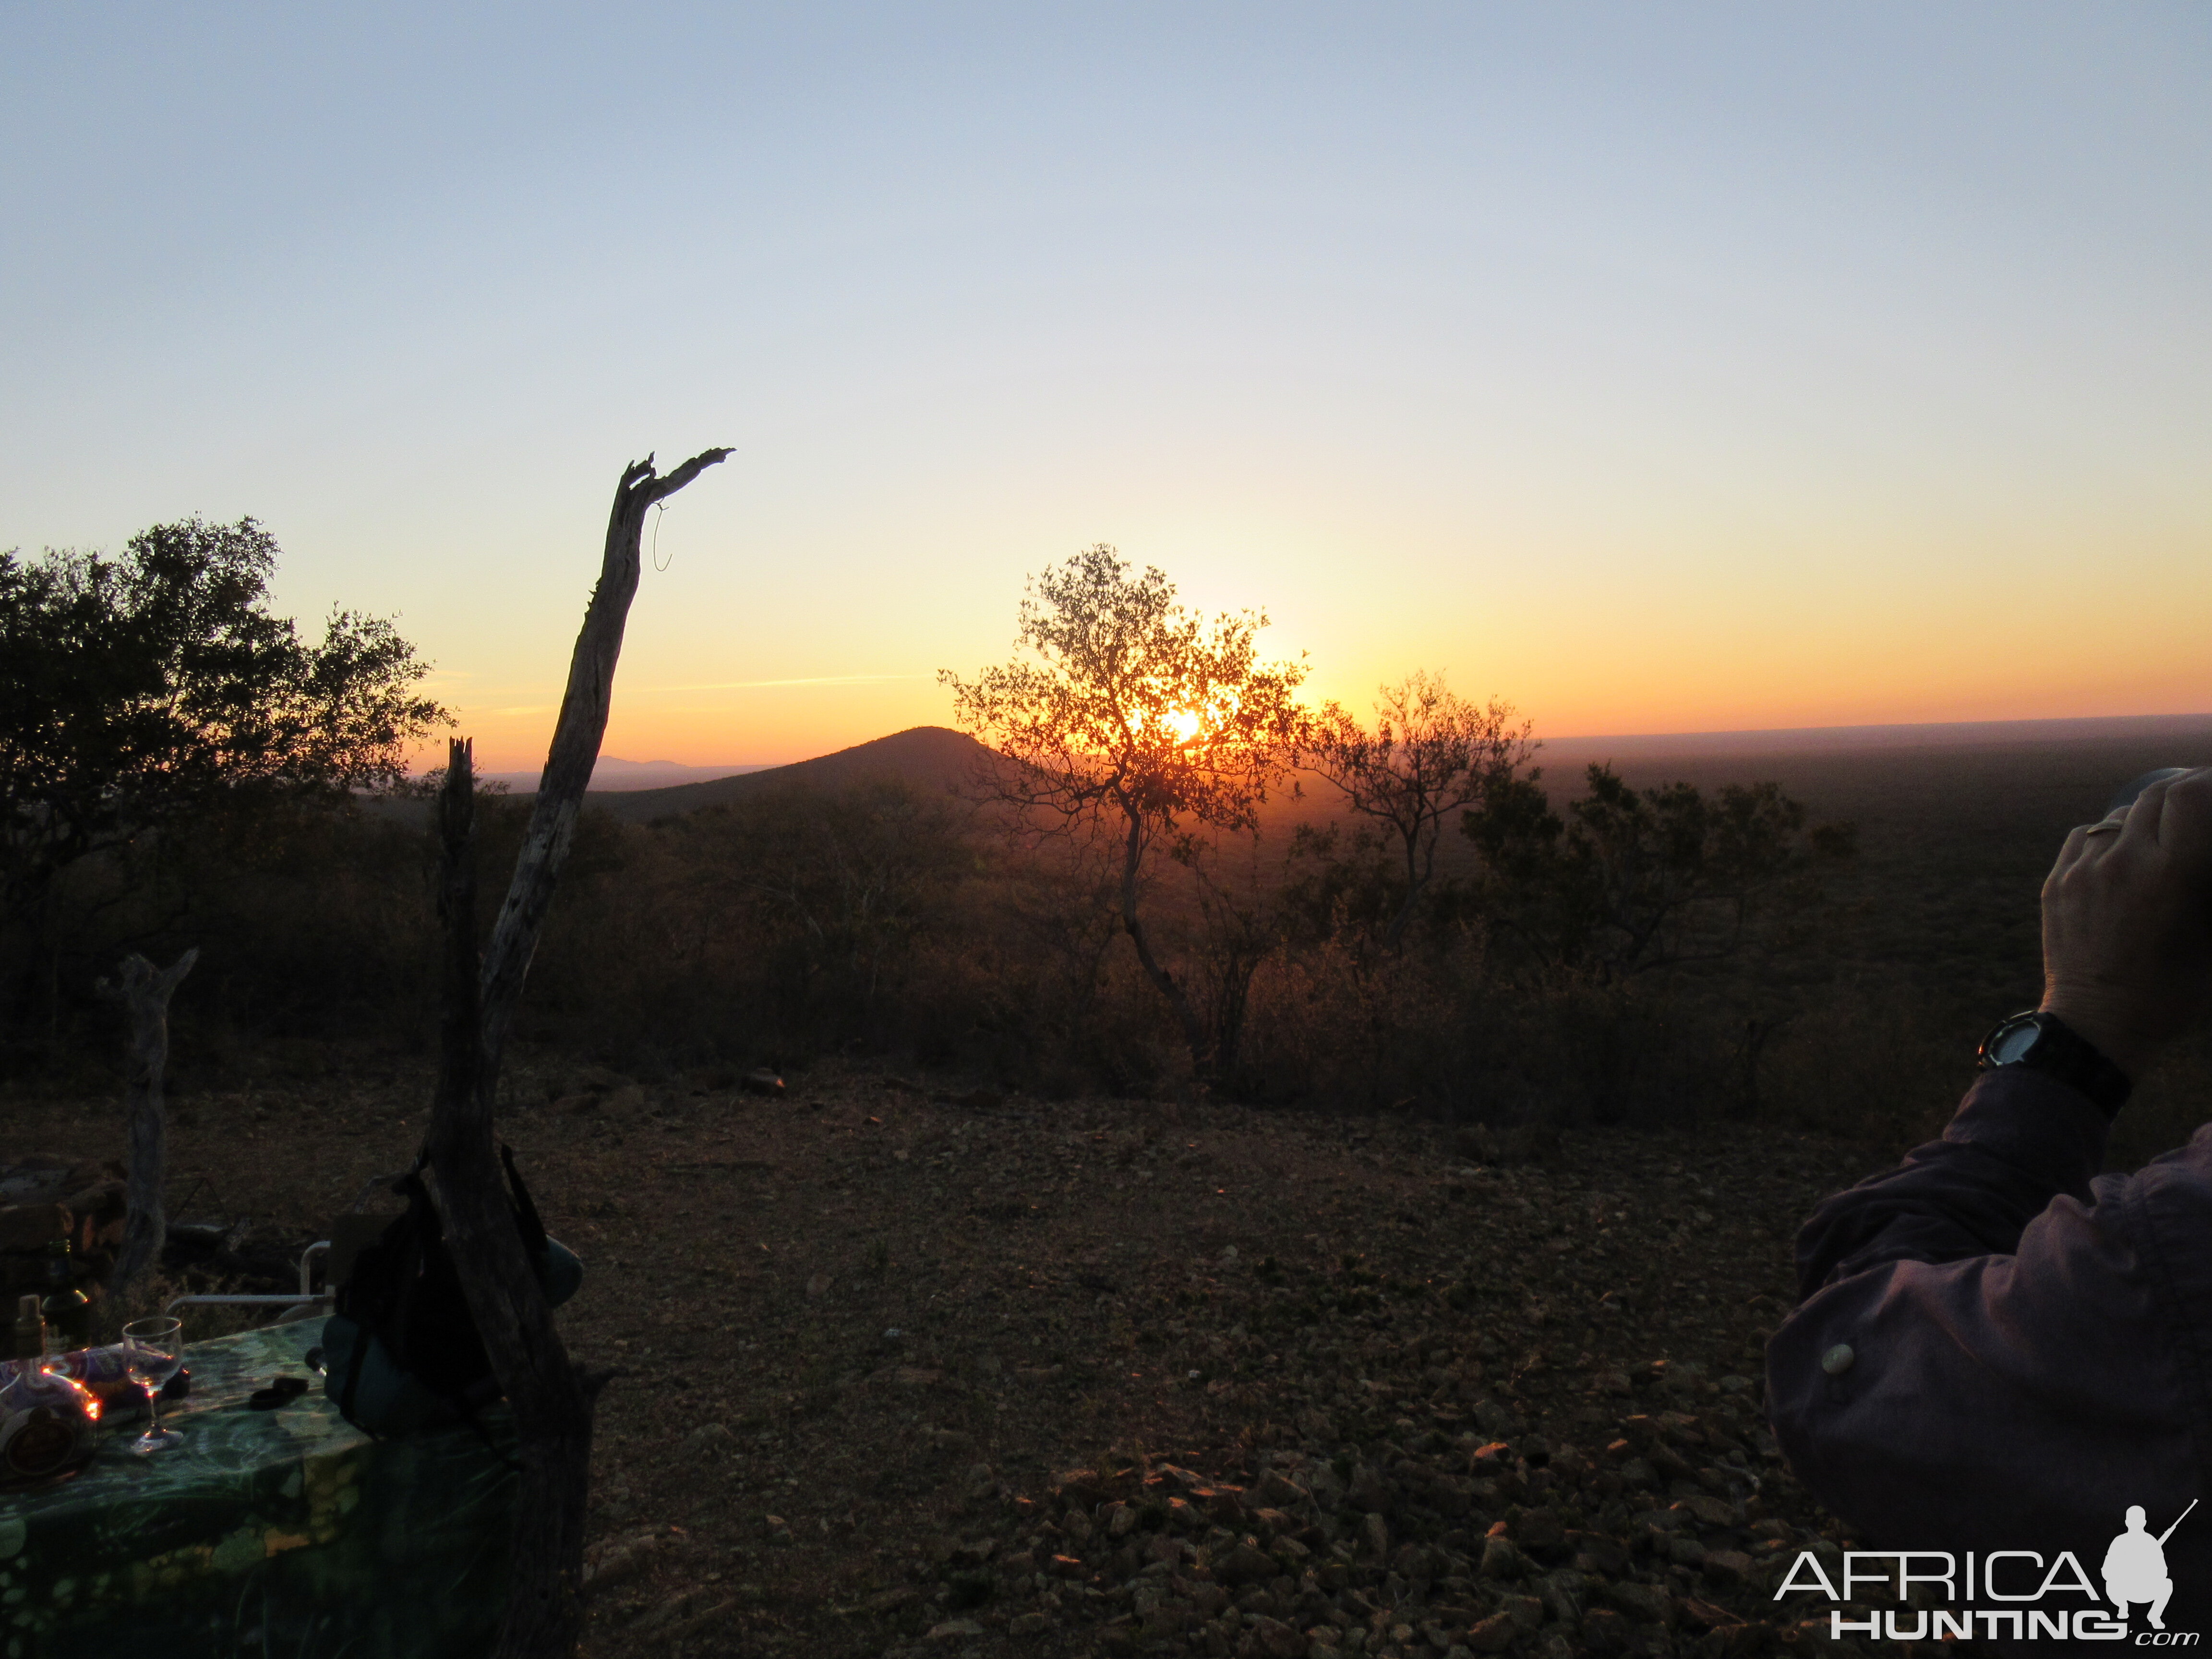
[423,712,2212,831]
[480,756,769,793]
[574,726,997,823]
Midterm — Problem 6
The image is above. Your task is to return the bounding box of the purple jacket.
[1768,1068,2212,1644]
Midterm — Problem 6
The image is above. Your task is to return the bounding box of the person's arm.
[1767,1078,2207,1562]
[1791,1065,2107,1302]
[1768,769,2212,1556]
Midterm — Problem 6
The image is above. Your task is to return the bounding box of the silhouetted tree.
[941,546,1306,1079]
[1462,762,1854,978]
[1306,671,1534,949]
[0,518,448,1028]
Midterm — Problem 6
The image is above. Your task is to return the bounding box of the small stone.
[1478,1535,1522,1579]
[1679,1494,1737,1527]
[1581,1608,1630,1652]
[1702,1549,1756,1586]
[1007,1611,1050,1636]
[1346,1465,1389,1513]
[1607,1580,1673,1627]
[1247,1614,1305,1658]
[742,1068,784,1095]
[1821,1343,1855,1376]
[1673,1596,1737,1631]
[1467,1612,1516,1653]
[581,1530,661,1589]
[1199,1485,1248,1523]
[926,1617,986,1640]
[805,1274,831,1298]
[1218,1542,1280,1585]
[1502,1594,1544,1633]
[1568,1532,1629,1576]
[1509,1506,1563,1551]
[681,1422,732,1457]
[1107,1503,1139,1538]
[1719,1619,1776,1656]
[1255,1470,1310,1509]
[1540,1567,1587,1624]
[1363,1512,1390,1560]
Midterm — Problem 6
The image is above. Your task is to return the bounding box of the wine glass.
[120,1316,185,1454]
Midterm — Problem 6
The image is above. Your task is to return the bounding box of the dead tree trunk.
[427,449,729,1659]
[98,948,198,1307]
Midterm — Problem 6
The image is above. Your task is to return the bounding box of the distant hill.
[580,726,1000,823]
[479,757,769,793]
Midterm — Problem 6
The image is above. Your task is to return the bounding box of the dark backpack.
[325,1144,558,1437]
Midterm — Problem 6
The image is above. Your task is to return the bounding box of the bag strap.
[500,1143,550,1263]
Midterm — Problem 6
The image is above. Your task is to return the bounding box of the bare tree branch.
[479,447,731,1076]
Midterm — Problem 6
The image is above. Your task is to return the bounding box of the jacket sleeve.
[1792,1066,2108,1299]
[1766,1068,2205,1562]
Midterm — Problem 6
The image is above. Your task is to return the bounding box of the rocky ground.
[10,1050,1903,1657]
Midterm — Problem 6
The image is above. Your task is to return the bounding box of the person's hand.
[2041,767,2212,1081]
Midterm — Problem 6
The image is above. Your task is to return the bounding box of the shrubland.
[0,752,1930,1149]
[11,528,2211,1167]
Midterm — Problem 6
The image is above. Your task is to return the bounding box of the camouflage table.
[0,1319,516,1659]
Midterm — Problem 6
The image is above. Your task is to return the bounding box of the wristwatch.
[1977,1010,2133,1118]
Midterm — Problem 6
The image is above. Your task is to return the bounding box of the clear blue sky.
[5,4,2207,766]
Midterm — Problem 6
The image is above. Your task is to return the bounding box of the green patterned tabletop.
[0,1320,516,1659]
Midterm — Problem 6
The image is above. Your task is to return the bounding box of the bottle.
[10,1296,43,1362]
[39,1238,93,1354]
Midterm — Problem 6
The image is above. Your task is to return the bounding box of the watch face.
[1989,1020,2042,1065]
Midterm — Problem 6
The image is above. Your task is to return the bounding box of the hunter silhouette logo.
[2106,1501,2195,1632]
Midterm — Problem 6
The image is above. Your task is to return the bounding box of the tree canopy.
[940,546,1306,839]
[1306,670,1534,949]
[0,516,449,905]
[1461,761,1855,978]
[940,545,1306,1076]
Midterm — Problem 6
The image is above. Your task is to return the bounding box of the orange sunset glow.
[4,10,2205,775]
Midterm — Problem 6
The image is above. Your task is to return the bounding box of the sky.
[4,4,2208,770]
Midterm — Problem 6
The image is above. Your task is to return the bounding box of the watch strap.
[1977,1010,2133,1119]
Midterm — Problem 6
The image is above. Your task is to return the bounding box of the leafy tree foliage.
[1305,671,1534,948]
[0,516,449,911]
[1462,761,1855,978]
[940,545,1306,1077]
